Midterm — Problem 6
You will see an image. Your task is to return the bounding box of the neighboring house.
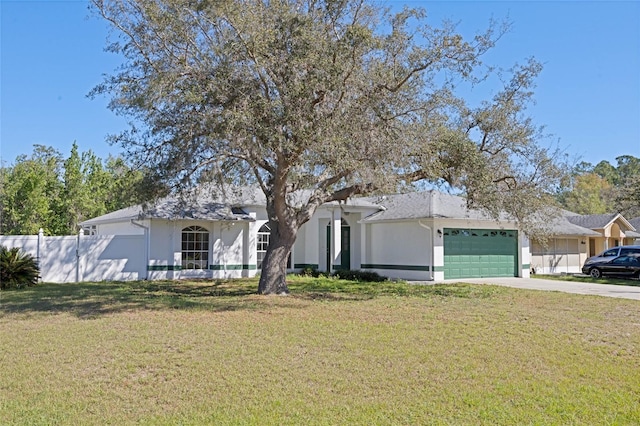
[566,213,638,252]
[81,188,530,282]
[530,212,640,275]
[629,218,640,244]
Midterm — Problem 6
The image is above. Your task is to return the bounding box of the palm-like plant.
[0,246,40,290]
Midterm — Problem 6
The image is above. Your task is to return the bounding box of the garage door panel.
[443,228,518,279]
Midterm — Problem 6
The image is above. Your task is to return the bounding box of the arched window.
[182,226,209,269]
[256,223,291,269]
[256,223,271,269]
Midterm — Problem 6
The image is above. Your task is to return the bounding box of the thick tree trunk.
[257,222,297,295]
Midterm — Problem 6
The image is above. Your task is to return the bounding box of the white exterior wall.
[365,220,432,280]
[79,235,146,282]
[0,235,39,257]
[530,237,585,275]
[210,221,245,279]
[0,233,146,283]
[147,220,177,280]
[146,219,251,280]
[98,221,144,235]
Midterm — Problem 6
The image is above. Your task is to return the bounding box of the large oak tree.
[92,0,567,294]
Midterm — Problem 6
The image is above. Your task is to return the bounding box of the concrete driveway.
[433,277,640,300]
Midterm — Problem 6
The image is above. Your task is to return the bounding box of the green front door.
[341,226,351,270]
[443,228,518,279]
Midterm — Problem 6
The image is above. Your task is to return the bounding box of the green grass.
[1,276,640,425]
[533,273,640,287]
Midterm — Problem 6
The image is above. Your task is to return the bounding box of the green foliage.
[0,145,63,235]
[558,155,640,215]
[616,176,640,218]
[0,246,40,290]
[558,173,612,215]
[298,267,387,282]
[613,156,640,217]
[298,266,329,278]
[1,144,144,235]
[593,160,619,186]
[331,269,387,282]
[93,0,570,293]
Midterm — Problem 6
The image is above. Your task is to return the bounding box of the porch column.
[169,221,179,280]
[360,222,368,270]
[244,212,259,277]
[521,233,530,278]
[432,227,445,281]
[303,215,319,270]
[330,208,342,272]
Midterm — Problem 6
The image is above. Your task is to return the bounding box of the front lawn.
[1,276,639,425]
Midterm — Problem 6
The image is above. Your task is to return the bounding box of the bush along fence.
[0,230,146,283]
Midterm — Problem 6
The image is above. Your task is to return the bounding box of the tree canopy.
[557,155,640,218]
[0,144,143,235]
[93,0,568,294]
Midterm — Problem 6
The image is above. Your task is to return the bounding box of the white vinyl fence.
[1,230,146,283]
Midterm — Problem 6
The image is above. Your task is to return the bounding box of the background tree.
[615,178,640,218]
[613,155,640,184]
[93,0,568,294]
[593,160,619,186]
[104,156,145,212]
[0,146,63,235]
[612,155,640,218]
[558,173,612,215]
[60,142,141,233]
[1,144,144,235]
[61,142,89,233]
[557,155,640,217]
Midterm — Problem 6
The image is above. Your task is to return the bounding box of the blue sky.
[1,0,639,168]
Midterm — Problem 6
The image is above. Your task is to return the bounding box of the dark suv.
[583,245,640,268]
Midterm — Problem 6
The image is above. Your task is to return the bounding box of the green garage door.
[443,228,518,279]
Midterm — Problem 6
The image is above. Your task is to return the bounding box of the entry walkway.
[416,277,640,300]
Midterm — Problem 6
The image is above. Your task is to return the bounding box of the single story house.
[81,187,638,281]
[529,212,640,275]
[81,188,531,282]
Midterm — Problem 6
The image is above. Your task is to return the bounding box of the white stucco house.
[79,187,639,281]
[80,188,532,282]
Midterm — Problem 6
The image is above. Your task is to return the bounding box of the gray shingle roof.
[565,213,635,232]
[565,214,619,229]
[359,192,604,237]
[81,200,254,225]
[81,205,142,225]
[545,216,601,236]
[81,186,380,225]
[81,184,634,241]
[360,191,497,223]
